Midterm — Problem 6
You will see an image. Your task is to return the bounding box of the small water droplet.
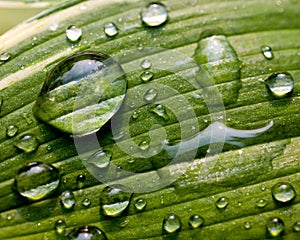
[6,214,13,221]
[293,222,300,232]
[100,184,132,217]
[244,221,251,230]
[140,71,153,82]
[150,104,169,121]
[54,219,66,235]
[141,59,152,69]
[132,111,139,120]
[189,215,204,229]
[266,217,284,237]
[134,198,147,211]
[216,197,228,209]
[81,198,91,207]
[49,21,59,31]
[141,2,168,27]
[15,162,60,201]
[272,182,296,203]
[87,150,111,169]
[256,199,268,208]
[0,96,3,112]
[61,190,75,209]
[139,140,149,151]
[22,112,33,125]
[77,174,86,189]
[0,52,11,62]
[261,46,274,60]
[67,226,107,239]
[144,89,158,102]
[6,125,18,137]
[265,72,294,98]
[15,135,39,153]
[163,214,182,233]
[104,22,119,37]
[66,25,82,42]
[119,219,129,228]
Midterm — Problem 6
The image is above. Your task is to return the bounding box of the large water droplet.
[265,72,294,98]
[261,46,274,60]
[266,217,284,237]
[6,125,18,137]
[272,182,296,203]
[14,134,39,153]
[293,222,300,232]
[0,52,11,62]
[134,198,147,211]
[189,215,204,229]
[100,184,132,217]
[61,190,75,209]
[54,219,66,235]
[15,162,60,201]
[87,150,111,169]
[140,71,153,82]
[67,226,107,240]
[144,89,158,102]
[163,214,182,233]
[141,59,152,69]
[66,25,82,42]
[256,199,268,208]
[150,104,169,121]
[140,2,168,27]
[33,51,126,135]
[104,22,119,37]
[216,197,228,209]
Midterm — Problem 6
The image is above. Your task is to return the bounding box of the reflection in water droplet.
[140,2,168,27]
[104,22,119,37]
[67,226,107,240]
[216,197,228,209]
[141,59,152,69]
[244,221,251,230]
[163,214,182,233]
[293,222,300,232]
[61,190,75,209]
[66,25,82,42]
[55,219,66,235]
[15,162,60,201]
[261,46,274,60]
[100,184,132,217]
[14,135,39,153]
[87,150,111,169]
[144,89,158,102]
[272,182,296,203]
[266,217,284,237]
[77,174,86,189]
[256,199,268,208]
[134,198,147,211]
[150,104,169,121]
[189,215,204,229]
[0,52,11,62]
[6,125,18,137]
[140,71,153,82]
[265,72,294,98]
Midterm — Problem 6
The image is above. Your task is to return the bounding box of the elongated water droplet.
[265,72,294,98]
[293,222,300,232]
[256,199,268,208]
[261,46,274,60]
[33,51,126,135]
[87,150,111,169]
[163,214,182,233]
[14,135,39,153]
[66,25,82,42]
[139,140,149,151]
[104,22,119,37]
[144,89,158,102]
[0,52,11,62]
[140,2,168,27]
[6,125,18,137]
[272,182,296,203]
[61,190,75,209]
[216,197,228,209]
[140,71,153,82]
[150,104,169,121]
[100,184,132,217]
[134,198,147,211]
[189,215,204,229]
[15,162,60,201]
[67,226,107,240]
[244,221,251,230]
[82,198,91,207]
[55,219,66,235]
[141,59,152,69]
[77,174,86,189]
[266,217,284,237]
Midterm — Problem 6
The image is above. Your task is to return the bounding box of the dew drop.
[140,2,168,27]
[67,226,107,240]
[119,219,129,228]
[189,215,204,229]
[134,198,147,211]
[140,71,153,82]
[61,190,75,209]
[6,125,18,137]
[104,22,119,37]
[163,214,182,233]
[77,174,86,189]
[87,150,111,169]
[0,52,11,62]
[14,134,38,153]
[261,46,274,60]
[15,162,60,201]
[141,59,152,69]
[216,197,228,209]
[266,217,284,237]
[150,104,169,121]
[6,214,13,221]
[54,219,66,235]
[256,199,268,208]
[132,111,139,120]
[81,198,91,207]
[293,222,300,232]
[33,51,126,135]
[100,184,132,217]
[66,25,82,42]
[139,140,149,151]
[271,182,296,203]
[265,72,294,98]
[244,221,251,230]
[144,89,158,102]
